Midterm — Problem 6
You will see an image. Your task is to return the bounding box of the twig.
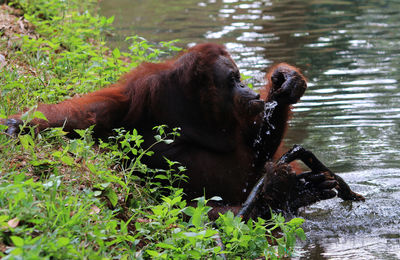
[214,231,227,260]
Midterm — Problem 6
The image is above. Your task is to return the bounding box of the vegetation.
[0,0,305,258]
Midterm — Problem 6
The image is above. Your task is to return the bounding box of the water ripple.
[100,0,400,258]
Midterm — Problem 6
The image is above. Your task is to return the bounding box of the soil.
[0,4,37,71]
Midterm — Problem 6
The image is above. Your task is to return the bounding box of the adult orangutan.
[2,43,363,219]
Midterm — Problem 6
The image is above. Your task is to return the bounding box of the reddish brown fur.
[261,63,303,154]
[261,63,307,170]
[3,43,307,214]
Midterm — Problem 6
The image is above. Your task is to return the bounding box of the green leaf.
[33,111,47,121]
[19,134,34,150]
[105,188,118,207]
[61,155,74,166]
[287,217,304,228]
[112,48,121,59]
[10,236,24,247]
[156,242,177,250]
[100,183,111,189]
[295,228,306,240]
[182,207,196,217]
[146,250,159,257]
[155,174,168,180]
[184,232,199,238]
[58,237,70,247]
[163,139,173,144]
[187,250,201,258]
[13,173,25,183]
[43,181,54,189]
[11,247,23,256]
[0,215,8,223]
[204,229,218,238]
[107,16,115,24]
[209,196,223,201]
[20,110,31,121]
[31,159,54,166]
[86,163,97,174]
[191,208,202,228]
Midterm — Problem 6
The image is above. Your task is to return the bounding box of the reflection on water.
[100,0,400,258]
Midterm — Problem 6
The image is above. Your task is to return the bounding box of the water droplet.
[252,101,278,162]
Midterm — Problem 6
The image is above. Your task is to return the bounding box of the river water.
[100,0,400,258]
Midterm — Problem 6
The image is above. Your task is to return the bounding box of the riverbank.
[0,1,304,258]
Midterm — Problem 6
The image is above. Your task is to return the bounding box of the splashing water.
[253,101,277,163]
[254,100,278,143]
[262,101,277,135]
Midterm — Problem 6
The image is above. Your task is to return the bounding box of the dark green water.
[100,0,400,258]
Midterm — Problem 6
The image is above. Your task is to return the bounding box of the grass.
[0,0,305,258]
